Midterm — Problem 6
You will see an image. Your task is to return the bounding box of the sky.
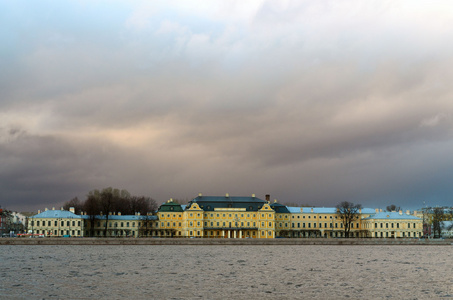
[1,1,453,212]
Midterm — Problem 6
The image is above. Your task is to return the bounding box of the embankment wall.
[1,238,451,246]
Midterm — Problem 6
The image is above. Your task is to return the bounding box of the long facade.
[29,194,423,238]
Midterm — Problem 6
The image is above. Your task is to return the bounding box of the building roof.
[188,195,267,211]
[287,207,377,214]
[158,201,184,212]
[31,210,81,219]
[363,211,421,220]
[81,215,157,221]
[270,202,290,214]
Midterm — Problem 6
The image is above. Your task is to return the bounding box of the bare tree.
[336,201,362,238]
[63,197,83,214]
[99,187,115,237]
[84,193,100,237]
[432,207,444,238]
[386,204,401,212]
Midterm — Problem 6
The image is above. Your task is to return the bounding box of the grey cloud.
[2,1,453,212]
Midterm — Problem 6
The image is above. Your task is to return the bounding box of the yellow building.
[29,195,424,239]
[155,194,275,238]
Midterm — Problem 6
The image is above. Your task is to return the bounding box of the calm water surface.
[1,245,452,299]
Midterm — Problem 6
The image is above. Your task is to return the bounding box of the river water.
[1,245,452,299]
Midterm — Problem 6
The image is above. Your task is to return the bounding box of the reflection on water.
[0,245,452,299]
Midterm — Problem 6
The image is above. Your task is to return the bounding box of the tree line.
[63,187,158,216]
[63,187,158,237]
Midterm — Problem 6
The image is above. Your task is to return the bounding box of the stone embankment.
[1,238,452,246]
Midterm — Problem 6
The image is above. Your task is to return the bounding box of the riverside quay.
[29,194,423,239]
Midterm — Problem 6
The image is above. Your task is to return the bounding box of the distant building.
[362,211,423,238]
[26,194,424,239]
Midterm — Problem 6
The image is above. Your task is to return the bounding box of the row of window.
[374,232,420,237]
[277,215,338,220]
[181,213,274,219]
[368,222,418,229]
[32,229,81,236]
[31,220,81,227]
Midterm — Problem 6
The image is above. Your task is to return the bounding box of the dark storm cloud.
[1,1,453,211]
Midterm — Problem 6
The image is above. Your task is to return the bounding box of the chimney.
[380,209,383,212]
[38,210,41,214]
[252,194,255,198]
[399,210,403,215]
[311,208,314,213]
[300,208,303,213]
[406,210,410,215]
[118,212,121,216]
[45,208,48,211]
[69,207,75,214]
[225,193,229,198]
[198,193,202,197]
[375,208,379,213]
[61,207,64,210]
[52,207,55,210]
[274,199,277,203]
[137,212,140,216]
[359,208,362,214]
[109,212,112,216]
[265,194,270,202]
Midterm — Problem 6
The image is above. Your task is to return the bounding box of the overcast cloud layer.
[1,1,453,211]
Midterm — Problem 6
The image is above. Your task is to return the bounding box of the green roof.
[158,201,184,212]
[270,202,290,214]
[188,195,267,211]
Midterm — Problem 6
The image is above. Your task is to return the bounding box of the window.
[314,223,316,228]
[37,221,40,226]
[55,221,57,226]
[269,222,272,227]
